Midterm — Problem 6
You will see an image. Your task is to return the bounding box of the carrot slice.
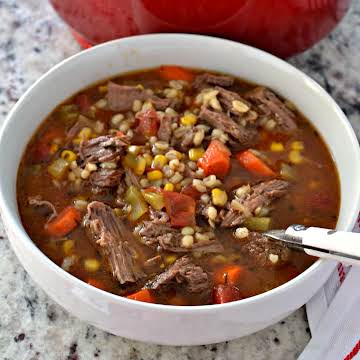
[46,206,81,237]
[197,140,231,178]
[115,131,125,137]
[236,150,275,177]
[158,65,195,82]
[213,265,245,286]
[213,284,242,304]
[87,278,106,291]
[167,296,188,306]
[127,289,155,303]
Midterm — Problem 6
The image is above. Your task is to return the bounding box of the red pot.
[49,0,350,58]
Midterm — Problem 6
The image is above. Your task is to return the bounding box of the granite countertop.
[0,1,359,359]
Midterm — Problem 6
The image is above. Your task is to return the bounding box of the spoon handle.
[285,225,360,266]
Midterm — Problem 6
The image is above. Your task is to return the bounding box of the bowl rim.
[1,33,360,312]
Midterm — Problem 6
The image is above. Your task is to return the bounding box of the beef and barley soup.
[17,66,340,305]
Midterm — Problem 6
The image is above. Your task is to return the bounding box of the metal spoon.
[264,224,360,266]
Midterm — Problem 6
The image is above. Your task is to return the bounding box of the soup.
[17,67,340,305]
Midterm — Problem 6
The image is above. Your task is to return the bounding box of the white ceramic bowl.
[1,34,360,346]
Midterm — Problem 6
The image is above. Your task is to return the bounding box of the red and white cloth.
[299,215,360,360]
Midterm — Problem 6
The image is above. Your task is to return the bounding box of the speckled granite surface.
[0,1,359,359]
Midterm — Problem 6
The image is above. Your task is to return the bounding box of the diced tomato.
[163,191,196,228]
[212,284,242,304]
[31,127,64,161]
[236,150,275,177]
[135,109,160,138]
[127,289,155,303]
[75,93,91,115]
[158,65,195,82]
[180,184,202,200]
[197,140,231,178]
[45,206,81,237]
[213,265,245,286]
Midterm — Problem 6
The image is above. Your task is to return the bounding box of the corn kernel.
[270,142,284,152]
[50,143,59,154]
[81,169,90,179]
[113,208,123,217]
[134,157,147,176]
[63,240,74,256]
[152,155,168,169]
[212,188,228,207]
[188,148,205,162]
[143,153,153,167]
[73,199,88,211]
[132,99,143,112]
[207,206,217,221]
[165,255,177,265]
[98,85,108,93]
[128,145,142,155]
[61,150,77,163]
[235,227,249,239]
[181,226,195,236]
[147,170,163,181]
[111,113,124,126]
[164,183,174,191]
[78,127,92,141]
[180,113,197,126]
[95,98,107,108]
[289,150,303,164]
[232,100,249,113]
[291,141,304,151]
[181,235,194,248]
[210,255,227,264]
[84,258,101,272]
[269,254,279,264]
[165,150,183,160]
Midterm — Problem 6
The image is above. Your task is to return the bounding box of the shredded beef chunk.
[221,180,289,227]
[90,169,123,188]
[239,232,290,267]
[245,87,297,132]
[157,115,173,142]
[125,168,141,188]
[107,83,147,112]
[215,87,251,116]
[193,73,234,90]
[107,82,172,112]
[28,196,57,222]
[66,115,94,142]
[144,255,163,272]
[84,201,145,283]
[135,220,224,253]
[150,96,172,111]
[145,256,209,293]
[199,107,258,148]
[80,135,128,163]
[148,208,169,224]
